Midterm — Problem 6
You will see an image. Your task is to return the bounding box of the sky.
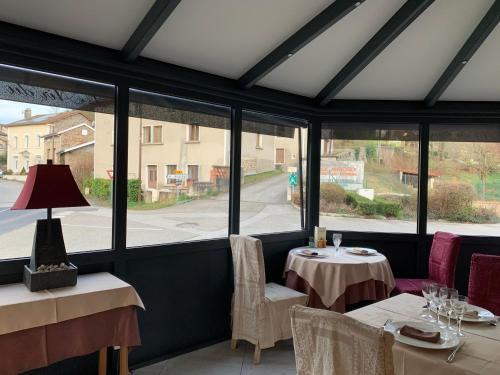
[0,100,64,124]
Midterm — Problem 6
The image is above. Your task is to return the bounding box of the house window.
[166,164,177,184]
[143,125,162,144]
[13,156,18,171]
[153,126,162,143]
[35,134,41,147]
[256,134,263,149]
[35,155,42,165]
[188,125,200,142]
[13,136,18,149]
[24,134,29,148]
[143,126,151,143]
[188,165,199,182]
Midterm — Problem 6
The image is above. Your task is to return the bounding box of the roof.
[400,169,440,178]
[42,123,95,139]
[0,0,498,104]
[5,111,91,127]
[59,140,95,154]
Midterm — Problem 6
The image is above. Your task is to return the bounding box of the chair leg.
[230,339,238,349]
[253,343,261,364]
[98,347,107,375]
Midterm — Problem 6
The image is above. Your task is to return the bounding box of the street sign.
[167,174,187,180]
[288,172,297,186]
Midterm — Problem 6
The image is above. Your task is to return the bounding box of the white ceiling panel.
[0,0,155,49]
[142,0,332,79]
[440,23,500,101]
[259,0,404,97]
[336,0,494,100]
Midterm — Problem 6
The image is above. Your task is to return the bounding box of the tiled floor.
[133,340,296,375]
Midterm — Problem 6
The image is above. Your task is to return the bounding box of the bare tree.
[466,144,498,200]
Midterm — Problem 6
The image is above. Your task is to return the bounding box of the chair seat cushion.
[265,282,308,302]
[393,279,430,296]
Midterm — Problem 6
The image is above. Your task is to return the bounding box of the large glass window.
[125,89,231,247]
[319,123,420,233]
[428,124,500,236]
[240,110,307,235]
[0,64,115,259]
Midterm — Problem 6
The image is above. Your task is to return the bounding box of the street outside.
[1,176,499,260]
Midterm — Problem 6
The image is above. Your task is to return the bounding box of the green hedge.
[345,192,401,217]
[320,183,346,204]
[127,179,141,202]
[83,178,112,200]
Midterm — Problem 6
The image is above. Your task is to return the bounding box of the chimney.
[24,108,32,120]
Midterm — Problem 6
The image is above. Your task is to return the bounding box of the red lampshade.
[11,164,90,210]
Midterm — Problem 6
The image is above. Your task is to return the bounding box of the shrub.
[320,183,346,204]
[359,201,377,215]
[345,192,370,208]
[19,167,27,175]
[374,198,402,217]
[428,182,475,219]
[90,178,112,200]
[127,179,141,202]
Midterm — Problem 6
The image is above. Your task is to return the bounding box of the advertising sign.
[320,160,364,190]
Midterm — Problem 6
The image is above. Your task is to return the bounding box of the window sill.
[185,141,200,144]
[142,142,163,145]
[255,146,263,150]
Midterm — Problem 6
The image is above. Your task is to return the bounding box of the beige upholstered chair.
[229,235,308,363]
[290,305,394,375]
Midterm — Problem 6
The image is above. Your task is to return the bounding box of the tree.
[466,144,498,200]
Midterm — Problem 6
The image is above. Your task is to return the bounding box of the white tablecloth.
[285,246,395,307]
[346,293,500,375]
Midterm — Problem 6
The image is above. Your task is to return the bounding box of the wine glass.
[332,233,342,253]
[421,281,437,320]
[440,287,458,331]
[430,284,446,327]
[452,295,467,337]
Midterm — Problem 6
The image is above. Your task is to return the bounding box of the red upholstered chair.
[392,232,462,296]
[468,254,500,316]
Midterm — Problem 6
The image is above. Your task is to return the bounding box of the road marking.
[62,224,163,231]
[0,208,10,213]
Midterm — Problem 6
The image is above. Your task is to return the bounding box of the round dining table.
[284,246,395,313]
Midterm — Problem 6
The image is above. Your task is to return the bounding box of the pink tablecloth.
[0,306,140,375]
[286,270,389,313]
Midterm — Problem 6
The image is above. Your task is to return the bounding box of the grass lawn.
[128,195,190,210]
[443,172,500,201]
[243,169,284,186]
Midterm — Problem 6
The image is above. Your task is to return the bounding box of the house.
[5,109,93,173]
[94,112,301,201]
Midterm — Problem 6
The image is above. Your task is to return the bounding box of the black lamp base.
[24,263,78,292]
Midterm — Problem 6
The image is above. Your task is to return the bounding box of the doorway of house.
[275,148,285,165]
[147,165,157,189]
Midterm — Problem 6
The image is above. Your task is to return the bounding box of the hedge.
[345,192,401,217]
[127,179,141,202]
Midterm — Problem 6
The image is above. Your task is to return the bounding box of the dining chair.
[392,231,462,296]
[468,253,500,316]
[229,235,308,364]
[290,305,394,375]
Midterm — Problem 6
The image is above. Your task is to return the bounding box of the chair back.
[468,253,500,316]
[229,235,266,330]
[428,231,461,288]
[291,305,394,375]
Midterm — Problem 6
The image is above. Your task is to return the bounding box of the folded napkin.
[464,310,479,319]
[354,248,370,255]
[400,325,441,343]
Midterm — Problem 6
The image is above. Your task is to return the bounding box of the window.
[143,126,151,144]
[256,133,263,149]
[0,64,115,259]
[188,165,199,182]
[187,124,200,142]
[127,89,231,247]
[165,164,177,184]
[240,110,308,235]
[319,123,420,233]
[143,125,162,144]
[82,128,88,136]
[427,124,500,236]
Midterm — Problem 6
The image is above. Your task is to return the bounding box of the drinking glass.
[332,233,342,253]
[452,295,467,337]
[421,282,437,321]
[440,287,458,331]
[430,284,446,327]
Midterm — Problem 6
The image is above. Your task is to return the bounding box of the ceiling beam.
[237,0,365,89]
[122,0,181,62]
[316,0,434,106]
[425,0,500,107]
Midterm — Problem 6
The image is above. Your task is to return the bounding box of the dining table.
[284,246,395,312]
[346,293,500,375]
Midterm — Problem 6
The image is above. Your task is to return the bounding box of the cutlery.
[447,341,465,363]
[488,318,498,326]
[383,319,393,328]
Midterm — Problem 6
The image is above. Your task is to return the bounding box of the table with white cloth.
[346,293,500,375]
[0,272,144,375]
[285,246,395,312]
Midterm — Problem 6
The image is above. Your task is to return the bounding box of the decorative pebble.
[35,263,71,273]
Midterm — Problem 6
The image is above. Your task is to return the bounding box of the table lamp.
[11,160,89,291]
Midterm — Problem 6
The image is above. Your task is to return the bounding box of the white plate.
[431,304,495,323]
[385,321,459,349]
[292,249,328,258]
[346,247,378,256]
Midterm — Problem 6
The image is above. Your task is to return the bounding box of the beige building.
[94,113,302,200]
[5,109,93,173]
